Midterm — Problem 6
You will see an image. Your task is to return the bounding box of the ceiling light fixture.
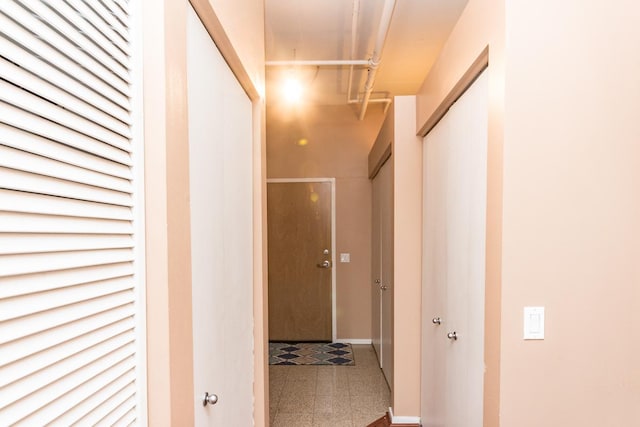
[282,74,303,103]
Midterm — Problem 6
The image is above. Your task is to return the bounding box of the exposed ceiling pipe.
[265,0,395,117]
[346,0,361,104]
[266,59,369,66]
[358,0,397,120]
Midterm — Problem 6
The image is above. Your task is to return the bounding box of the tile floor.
[269,344,390,427]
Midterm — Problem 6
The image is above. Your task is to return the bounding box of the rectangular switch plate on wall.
[340,253,350,263]
[524,306,545,340]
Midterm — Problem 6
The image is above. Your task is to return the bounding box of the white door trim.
[130,0,147,423]
[267,177,337,342]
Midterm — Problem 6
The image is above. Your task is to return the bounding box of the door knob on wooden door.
[317,260,331,268]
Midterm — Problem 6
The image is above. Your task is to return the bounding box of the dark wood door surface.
[267,181,332,341]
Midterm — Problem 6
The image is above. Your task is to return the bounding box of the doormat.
[269,342,355,366]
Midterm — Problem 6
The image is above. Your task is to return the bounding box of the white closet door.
[379,159,394,387]
[187,5,254,426]
[0,0,145,425]
[421,69,488,427]
[371,167,382,362]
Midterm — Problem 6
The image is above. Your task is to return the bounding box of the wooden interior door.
[268,181,332,341]
[187,6,254,425]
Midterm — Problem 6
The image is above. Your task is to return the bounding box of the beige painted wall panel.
[500,1,640,425]
[206,0,264,93]
[267,104,385,339]
[391,96,422,418]
[335,177,373,339]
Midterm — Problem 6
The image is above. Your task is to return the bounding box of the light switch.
[524,307,545,340]
[340,253,350,263]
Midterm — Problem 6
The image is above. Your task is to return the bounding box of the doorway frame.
[267,177,337,342]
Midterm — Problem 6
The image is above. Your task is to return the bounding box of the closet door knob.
[203,392,218,406]
[432,317,442,325]
[447,331,458,340]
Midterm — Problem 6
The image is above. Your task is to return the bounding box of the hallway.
[269,345,390,426]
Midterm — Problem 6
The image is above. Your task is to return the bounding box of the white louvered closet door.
[0,0,145,425]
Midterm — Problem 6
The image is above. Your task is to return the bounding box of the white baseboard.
[335,338,372,345]
[389,407,421,424]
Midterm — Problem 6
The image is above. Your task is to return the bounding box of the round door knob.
[380,285,388,290]
[432,317,442,325]
[203,392,218,406]
[447,331,458,340]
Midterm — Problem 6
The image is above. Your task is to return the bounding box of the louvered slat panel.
[83,0,129,44]
[1,2,130,96]
[14,360,136,427]
[0,0,141,422]
[0,249,134,278]
[0,80,130,151]
[0,304,135,366]
[43,365,136,427]
[111,0,130,15]
[0,291,134,344]
[0,125,132,179]
[0,212,132,235]
[0,263,134,298]
[52,370,134,425]
[95,393,137,427]
[0,335,135,408]
[0,104,132,165]
[17,0,131,82]
[64,0,131,56]
[0,212,132,234]
[0,190,133,220]
[0,146,132,193]
[0,12,130,110]
[0,319,133,386]
[41,0,130,69]
[1,350,135,425]
[0,56,131,139]
[0,32,130,124]
[102,0,129,27]
[0,276,133,321]
[0,168,132,206]
[0,233,134,255]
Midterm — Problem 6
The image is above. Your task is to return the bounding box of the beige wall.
[267,104,386,340]
[500,1,640,425]
[143,0,266,425]
[143,1,193,425]
[391,96,422,418]
[417,0,640,425]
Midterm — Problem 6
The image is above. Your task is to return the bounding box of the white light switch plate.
[340,253,350,263]
[524,306,545,340]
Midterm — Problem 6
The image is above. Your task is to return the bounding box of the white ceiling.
[265,0,469,108]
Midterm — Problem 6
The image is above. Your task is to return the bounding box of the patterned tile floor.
[269,344,390,427]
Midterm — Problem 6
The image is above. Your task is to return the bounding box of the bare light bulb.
[283,76,303,103]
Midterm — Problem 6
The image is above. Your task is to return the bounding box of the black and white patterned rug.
[269,342,355,366]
